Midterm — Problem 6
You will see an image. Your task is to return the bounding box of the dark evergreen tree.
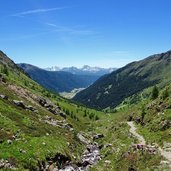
[151,86,159,100]
[141,106,146,122]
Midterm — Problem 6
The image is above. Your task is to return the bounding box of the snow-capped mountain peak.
[45,65,117,76]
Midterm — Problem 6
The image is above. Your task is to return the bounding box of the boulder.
[64,123,73,129]
[48,108,56,114]
[7,139,12,144]
[104,160,111,164]
[59,112,67,119]
[13,100,26,109]
[26,105,36,111]
[77,133,89,145]
[93,134,104,140]
[37,97,47,106]
[0,94,8,100]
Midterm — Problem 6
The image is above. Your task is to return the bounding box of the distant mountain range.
[45,65,116,76]
[73,50,171,109]
[18,64,104,93]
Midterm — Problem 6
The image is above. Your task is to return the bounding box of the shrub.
[95,115,99,120]
[89,113,95,120]
[161,88,169,100]
[2,65,9,76]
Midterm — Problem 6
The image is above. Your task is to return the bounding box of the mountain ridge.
[45,65,116,76]
[73,50,171,109]
[18,63,101,93]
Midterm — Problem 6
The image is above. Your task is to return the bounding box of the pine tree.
[151,86,159,100]
[141,106,146,122]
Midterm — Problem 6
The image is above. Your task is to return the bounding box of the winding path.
[127,121,171,168]
[127,121,145,145]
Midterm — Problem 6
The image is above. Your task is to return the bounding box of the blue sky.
[0,0,171,68]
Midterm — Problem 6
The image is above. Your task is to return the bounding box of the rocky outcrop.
[7,84,67,119]
[43,116,73,131]
[0,159,16,170]
[12,100,26,109]
[80,143,101,167]
[12,100,37,112]
[160,120,171,130]
[56,142,101,171]
[77,133,90,145]
[132,144,157,154]
[37,97,66,119]
[40,134,102,171]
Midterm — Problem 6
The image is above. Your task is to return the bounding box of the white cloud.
[11,7,69,17]
[46,23,97,36]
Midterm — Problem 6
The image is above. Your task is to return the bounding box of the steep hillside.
[74,50,171,109]
[18,63,100,92]
[0,51,105,170]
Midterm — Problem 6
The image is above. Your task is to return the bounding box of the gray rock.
[59,112,67,119]
[93,134,104,140]
[38,97,47,106]
[0,94,8,100]
[104,143,112,148]
[104,160,111,164]
[77,133,89,145]
[64,123,73,130]
[26,105,36,111]
[0,159,15,169]
[7,139,12,144]
[13,100,26,109]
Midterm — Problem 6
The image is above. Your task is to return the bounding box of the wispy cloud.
[11,7,69,17]
[46,23,97,36]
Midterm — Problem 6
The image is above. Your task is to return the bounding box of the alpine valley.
[1,49,171,171]
[18,64,115,99]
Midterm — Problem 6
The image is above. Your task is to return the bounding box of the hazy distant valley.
[18,64,116,97]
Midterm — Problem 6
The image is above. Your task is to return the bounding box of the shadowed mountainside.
[74,50,171,109]
[18,63,100,93]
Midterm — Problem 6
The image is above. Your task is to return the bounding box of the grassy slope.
[84,82,171,171]
[74,50,171,109]
[0,61,104,170]
[0,51,171,171]
[118,83,171,146]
